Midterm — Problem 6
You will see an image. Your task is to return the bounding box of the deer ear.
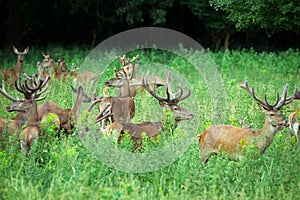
[13,45,19,54]
[71,86,78,93]
[24,47,30,54]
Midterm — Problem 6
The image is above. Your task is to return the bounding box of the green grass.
[0,46,299,199]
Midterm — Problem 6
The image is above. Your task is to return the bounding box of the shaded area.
[0,0,299,51]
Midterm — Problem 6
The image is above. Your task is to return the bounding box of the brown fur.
[38,86,91,133]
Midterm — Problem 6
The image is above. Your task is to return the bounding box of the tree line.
[0,0,299,51]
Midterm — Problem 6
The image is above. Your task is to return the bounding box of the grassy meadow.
[0,46,299,199]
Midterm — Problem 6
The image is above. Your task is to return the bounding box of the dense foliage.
[0,46,299,199]
[210,0,300,32]
[1,0,300,50]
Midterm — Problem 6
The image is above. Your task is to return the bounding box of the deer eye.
[173,106,179,111]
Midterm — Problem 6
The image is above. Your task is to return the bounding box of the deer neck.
[13,112,26,127]
[260,116,280,135]
[55,64,63,76]
[13,59,24,79]
[255,117,278,155]
[72,92,83,121]
[25,100,39,126]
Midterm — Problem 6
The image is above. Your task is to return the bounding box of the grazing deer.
[198,81,297,163]
[38,86,91,134]
[0,46,29,86]
[98,70,194,150]
[3,75,50,154]
[288,110,299,142]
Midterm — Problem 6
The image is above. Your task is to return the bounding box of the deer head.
[240,81,295,132]
[13,46,29,62]
[6,75,50,112]
[142,70,194,125]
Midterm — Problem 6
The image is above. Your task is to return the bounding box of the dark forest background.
[0,0,299,51]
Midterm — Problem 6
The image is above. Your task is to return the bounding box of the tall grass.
[0,47,299,199]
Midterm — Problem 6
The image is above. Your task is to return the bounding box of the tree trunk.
[224,31,230,52]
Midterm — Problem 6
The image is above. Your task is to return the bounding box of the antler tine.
[264,92,280,109]
[142,71,165,102]
[275,84,296,109]
[24,78,42,93]
[35,92,49,101]
[178,88,191,102]
[165,70,173,101]
[130,55,139,63]
[23,73,32,82]
[15,79,31,98]
[166,71,191,103]
[87,95,104,112]
[33,76,50,98]
[118,55,127,66]
[0,80,19,102]
[294,88,300,99]
[95,104,113,124]
[240,80,272,110]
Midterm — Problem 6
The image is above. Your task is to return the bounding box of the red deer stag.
[4,75,50,154]
[97,70,194,150]
[198,81,297,163]
[97,70,135,130]
[1,46,29,86]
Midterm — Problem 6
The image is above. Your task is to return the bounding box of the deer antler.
[15,75,50,101]
[87,93,104,112]
[118,55,139,66]
[130,55,139,63]
[241,80,296,110]
[292,88,300,100]
[95,104,113,124]
[0,80,19,102]
[143,70,191,107]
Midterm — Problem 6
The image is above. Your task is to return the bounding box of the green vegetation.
[0,46,299,199]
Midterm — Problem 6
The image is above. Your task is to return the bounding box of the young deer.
[3,75,50,154]
[198,81,297,163]
[98,70,194,150]
[1,46,29,86]
[38,86,91,134]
